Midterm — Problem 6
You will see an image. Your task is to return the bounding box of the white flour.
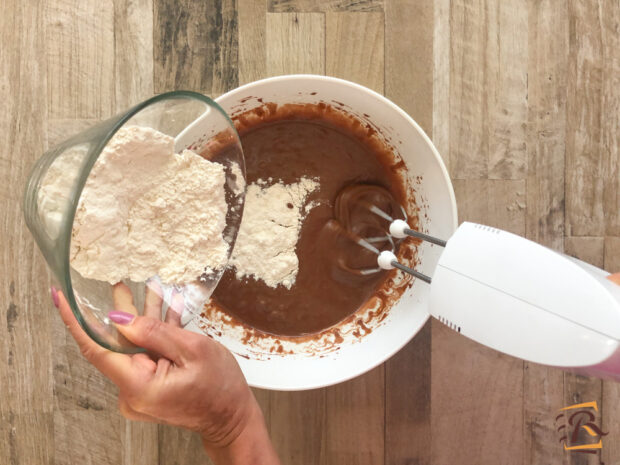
[230,178,319,289]
[37,144,88,240]
[66,125,229,284]
[229,162,245,196]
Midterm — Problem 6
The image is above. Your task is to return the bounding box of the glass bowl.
[23,91,245,353]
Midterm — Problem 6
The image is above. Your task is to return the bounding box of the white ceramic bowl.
[188,75,457,390]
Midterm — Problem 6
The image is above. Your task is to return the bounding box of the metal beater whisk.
[354,205,447,284]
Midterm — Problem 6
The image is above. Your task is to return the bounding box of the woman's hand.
[53,283,280,465]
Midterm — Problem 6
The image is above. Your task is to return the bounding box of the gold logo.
[555,401,608,455]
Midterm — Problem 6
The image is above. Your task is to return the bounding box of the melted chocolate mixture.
[211,110,406,336]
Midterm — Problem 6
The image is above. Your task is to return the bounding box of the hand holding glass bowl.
[52,284,280,464]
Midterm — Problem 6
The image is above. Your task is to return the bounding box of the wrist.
[202,400,280,465]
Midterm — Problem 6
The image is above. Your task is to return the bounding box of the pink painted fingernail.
[51,286,59,308]
[108,310,135,325]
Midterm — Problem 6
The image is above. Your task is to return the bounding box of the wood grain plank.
[324,367,384,465]
[269,390,326,465]
[238,0,267,84]
[45,0,115,119]
[121,421,159,465]
[252,387,272,434]
[602,379,620,465]
[447,0,489,179]
[487,0,528,180]
[564,237,604,267]
[154,0,239,96]
[114,0,154,110]
[386,323,431,465]
[54,407,122,465]
[158,426,211,465]
[432,0,451,169]
[525,0,568,252]
[0,412,54,465]
[433,179,525,465]
[0,243,53,415]
[523,364,564,465]
[0,0,53,426]
[448,0,528,180]
[252,387,272,459]
[385,0,434,135]
[601,1,620,236]
[325,12,384,93]
[269,0,383,12]
[432,325,524,465]
[565,0,610,237]
[452,179,526,234]
[266,12,326,76]
[604,237,620,273]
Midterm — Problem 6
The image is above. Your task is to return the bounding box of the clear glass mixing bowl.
[23,91,245,353]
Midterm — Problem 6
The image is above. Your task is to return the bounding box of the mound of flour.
[230,178,319,289]
[67,125,229,284]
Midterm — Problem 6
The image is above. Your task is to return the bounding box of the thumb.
[108,312,189,365]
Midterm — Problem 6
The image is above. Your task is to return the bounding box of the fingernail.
[108,310,135,325]
[51,286,59,308]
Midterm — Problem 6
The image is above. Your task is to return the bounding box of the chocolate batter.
[211,104,408,336]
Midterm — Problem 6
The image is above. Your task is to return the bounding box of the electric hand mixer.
[348,186,620,382]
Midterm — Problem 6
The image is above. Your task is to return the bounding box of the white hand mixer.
[357,202,620,381]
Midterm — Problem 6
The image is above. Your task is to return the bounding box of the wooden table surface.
[2,0,619,464]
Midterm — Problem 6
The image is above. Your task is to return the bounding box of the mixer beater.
[352,204,446,284]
